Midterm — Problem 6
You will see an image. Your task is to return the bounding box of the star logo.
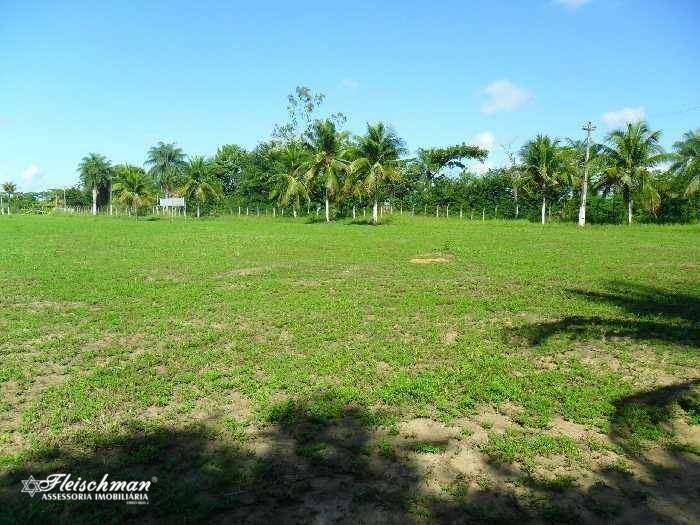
[21,476,42,497]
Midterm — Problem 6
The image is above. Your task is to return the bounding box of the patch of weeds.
[296,441,329,461]
[460,426,474,438]
[480,419,494,430]
[586,436,615,453]
[481,429,579,468]
[407,497,433,519]
[613,402,672,453]
[377,437,396,459]
[476,474,494,491]
[414,441,447,454]
[602,458,633,474]
[348,442,372,456]
[677,387,700,425]
[527,473,577,493]
[451,479,470,502]
[514,411,551,429]
[221,416,250,442]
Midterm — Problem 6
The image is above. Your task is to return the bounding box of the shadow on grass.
[514,281,700,348]
[611,380,700,455]
[3,390,700,523]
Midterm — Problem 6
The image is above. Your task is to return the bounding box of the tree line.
[3,87,699,224]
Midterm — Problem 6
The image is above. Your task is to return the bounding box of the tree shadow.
[0,396,460,524]
[513,281,700,348]
[610,379,700,456]
[600,380,700,522]
[1,388,699,523]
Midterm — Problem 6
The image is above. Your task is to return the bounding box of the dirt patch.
[217,267,267,278]
[410,255,454,264]
[399,418,457,443]
[443,329,459,345]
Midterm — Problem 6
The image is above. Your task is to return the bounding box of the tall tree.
[273,86,346,142]
[501,144,526,219]
[303,120,350,222]
[145,141,186,197]
[77,153,112,215]
[112,164,155,217]
[599,122,665,224]
[180,156,223,218]
[414,144,488,182]
[270,143,310,217]
[670,129,700,197]
[520,135,564,224]
[211,144,248,195]
[346,122,406,224]
[2,182,17,213]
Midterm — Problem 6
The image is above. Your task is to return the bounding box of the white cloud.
[472,131,495,152]
[481,79,533,114]
[21,163,43,184]
[602,106,646,127]
[554,0,592,8]
[339,78,359,92]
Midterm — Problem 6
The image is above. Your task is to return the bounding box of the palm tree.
[78,153,112,215]
[346,122,406,224]
[145,141,186,197]
[303,120,350,222]
[670,129,700,196]
[2,181,17,214]
[520,135,564,224]
[501,145,526,219]
[599,122,665,224]
[270,143,310,217]
[112,164,155,217]
[180,156,223,218]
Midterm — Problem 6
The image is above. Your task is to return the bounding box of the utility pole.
[578,121,596,227]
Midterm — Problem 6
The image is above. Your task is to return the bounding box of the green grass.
[481,428,579,469]
[1,214,698,522]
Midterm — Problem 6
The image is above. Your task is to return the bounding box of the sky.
[1,0,699,191]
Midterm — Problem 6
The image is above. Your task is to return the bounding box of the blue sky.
[1,0,698,191]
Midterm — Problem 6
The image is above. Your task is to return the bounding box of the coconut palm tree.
[180,156,223,218]
[112,164,155,217]
[78,153,112,215]
[670,129,700,196]
[270,143,310,217]
[599,122,665,224]
[501,144,527,219]
[145,141,186,197]
[303,119,350,222]
[520,135,564,224]
[346,122,406,224]
[2,181,17,213]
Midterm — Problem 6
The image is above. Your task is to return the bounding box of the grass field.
[1,214,698,523]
